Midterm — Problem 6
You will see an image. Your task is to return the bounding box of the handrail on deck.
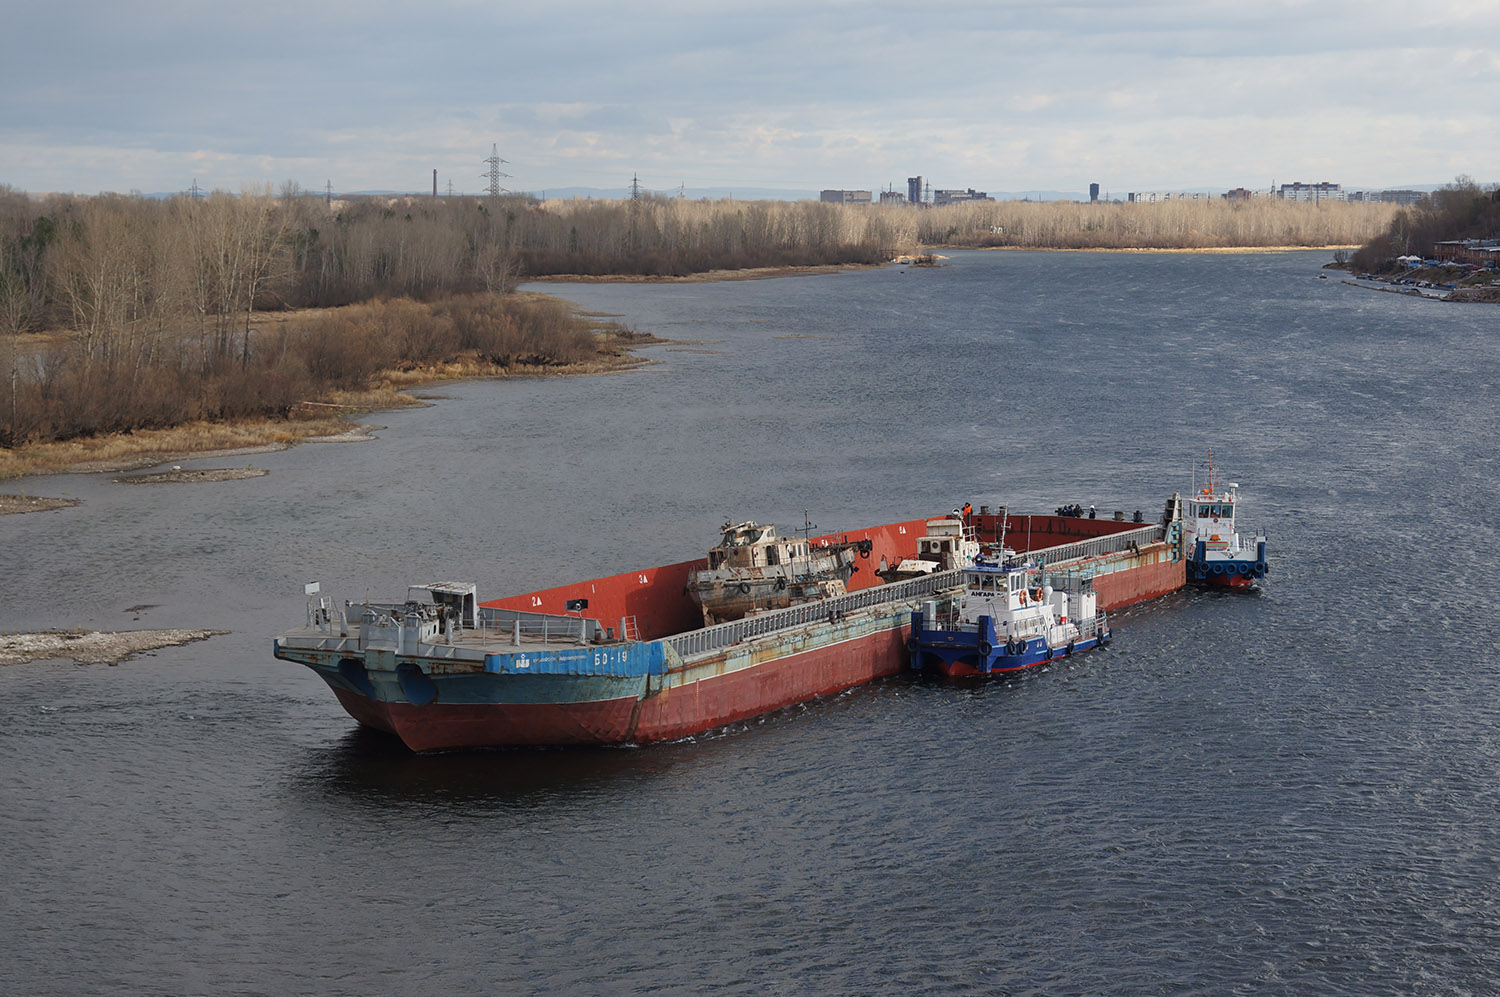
[664,568,964,660]
[1030,523,1164,566]
[661,523,1167,661]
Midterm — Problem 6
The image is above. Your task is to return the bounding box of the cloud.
[3,0,1498,194]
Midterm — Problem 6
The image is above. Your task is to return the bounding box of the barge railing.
[664,524,1165,660]
[1028,523,1165,566]
[474,606,601,645]
[346,602,602,647]
[920,611,1112,645]
[665,568,965,660]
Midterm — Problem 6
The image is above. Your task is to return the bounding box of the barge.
[274,501,1188,752]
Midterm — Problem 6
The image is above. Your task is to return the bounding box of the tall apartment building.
[1278,182,1342,201]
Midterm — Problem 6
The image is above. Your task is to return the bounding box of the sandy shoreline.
[117,466,271,484]
[0,629,226,666]
[0,494,81,514]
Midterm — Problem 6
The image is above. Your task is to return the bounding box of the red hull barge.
[275,505,1187,751]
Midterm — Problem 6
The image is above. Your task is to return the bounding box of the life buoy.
[1031,588,1043,603]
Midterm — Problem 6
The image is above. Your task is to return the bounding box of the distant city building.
[1089,182,1100,203]
[1345,189,1426,206]
[1278,181,1342,202]
[907,176,924,205]
[933,188,992,206]
[1126,191,1214,203]
[819,189,872,204]
[878,190,907,204]
[1224,187,1254,201]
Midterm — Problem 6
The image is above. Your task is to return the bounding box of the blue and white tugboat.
[905,557,1111,678]
[1184,454,1269,589]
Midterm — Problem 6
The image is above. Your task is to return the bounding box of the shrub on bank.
[0,295,618,448]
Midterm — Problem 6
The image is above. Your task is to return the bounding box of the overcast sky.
[4,0,1497,198]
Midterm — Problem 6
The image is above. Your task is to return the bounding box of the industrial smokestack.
[433,169,438,197]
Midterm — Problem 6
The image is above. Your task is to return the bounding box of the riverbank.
[0,323,663,482]
[1332,259,1500,303]
[533,262,887,283]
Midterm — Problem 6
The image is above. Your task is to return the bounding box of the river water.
[4,250,1499,995]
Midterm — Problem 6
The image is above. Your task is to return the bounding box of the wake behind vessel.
[274,501,1190,751]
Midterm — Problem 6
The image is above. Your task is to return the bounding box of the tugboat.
[686,520,872,624]
[905,557,1110,678]
[1184,454,1269,588]
[875,514,983,583]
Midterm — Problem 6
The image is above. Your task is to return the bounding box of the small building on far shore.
[820,189,872,204]
[1433,239,1500,266]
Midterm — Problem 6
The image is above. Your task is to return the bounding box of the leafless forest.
[0,184,1399,449]
[919,197,1397,250]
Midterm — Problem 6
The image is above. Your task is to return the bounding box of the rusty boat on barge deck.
[274,501,1189,752]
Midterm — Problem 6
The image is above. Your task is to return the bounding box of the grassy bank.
[1,293,660,478]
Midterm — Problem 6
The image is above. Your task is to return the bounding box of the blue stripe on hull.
[906,633,1106,676]
[483,641,666,677]
[298,654,649,706]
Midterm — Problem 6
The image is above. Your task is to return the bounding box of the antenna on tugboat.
[793,511,821,587]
